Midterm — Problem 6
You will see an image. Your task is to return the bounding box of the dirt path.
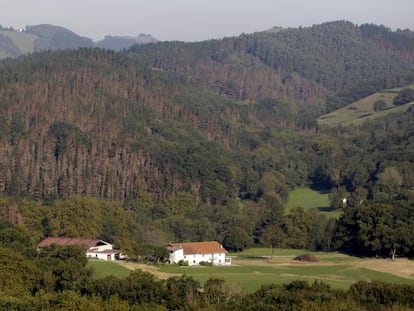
[115,261,179,279]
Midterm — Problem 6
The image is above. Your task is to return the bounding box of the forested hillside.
[0,21,413,254]
[130,21,414,112]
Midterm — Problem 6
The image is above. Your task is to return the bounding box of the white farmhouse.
[37,237,121,261]
[167,241,231,266]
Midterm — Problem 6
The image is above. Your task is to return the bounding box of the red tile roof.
[169,241,228,255]
[37,237,108,250]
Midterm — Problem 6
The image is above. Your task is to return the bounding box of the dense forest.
[0,21,414,308]
[0,21,413,248]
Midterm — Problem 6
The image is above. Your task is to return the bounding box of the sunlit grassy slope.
[318,84,414,127]
[286,187,341,218]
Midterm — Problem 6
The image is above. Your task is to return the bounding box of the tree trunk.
[390,246,397,260]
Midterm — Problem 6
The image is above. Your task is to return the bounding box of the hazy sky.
[1,0,413,41]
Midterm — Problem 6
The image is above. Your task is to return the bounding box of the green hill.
[0,23,413,251]
[0,22,413,203]
[0,25,157,58]
[318,84,414,126]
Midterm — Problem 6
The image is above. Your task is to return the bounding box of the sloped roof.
[37,237,109,250]
[169,241,228,255]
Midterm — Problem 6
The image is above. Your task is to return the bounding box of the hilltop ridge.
[0,23,158,58]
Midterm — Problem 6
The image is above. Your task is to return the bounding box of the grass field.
[317,84,414,127]
[88,249,414,293]
[87,260,131,278]
[158,256,414,292]
[286,187,341,218]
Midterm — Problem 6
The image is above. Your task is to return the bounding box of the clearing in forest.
[286,187,341,218]
[317,84,414,127]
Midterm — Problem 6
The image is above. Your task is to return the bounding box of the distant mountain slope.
[0,29,37,54]
[96,34,157,51]
[0,24,157,58]
[0,33,20,57]
[25,24,95,51]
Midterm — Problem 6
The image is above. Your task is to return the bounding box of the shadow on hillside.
[309,185,331,195]
[317,206,337,212]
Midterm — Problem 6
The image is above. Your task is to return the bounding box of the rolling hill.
[1,21,414,309]
[0,21,413,204]
[0,24,157,58]
[129,21,414,107]
[318,84,414,126]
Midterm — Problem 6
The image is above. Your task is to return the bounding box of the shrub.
[294,254,319,262]
[178,260,189,266]
[373,99,387,112]
[393,88,414,106]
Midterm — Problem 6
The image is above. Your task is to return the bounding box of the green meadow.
[87,249,414,293]
[317,84,414,127]
[158,258,414,292]
[286,187,341,218]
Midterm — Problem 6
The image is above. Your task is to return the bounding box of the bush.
[178,260,189,266]
[373,99,387,112]
[393,88,414,106]
[294,254,319,262]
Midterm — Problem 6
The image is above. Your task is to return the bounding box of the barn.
[167,241,231,266]
[37,237,121,261]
